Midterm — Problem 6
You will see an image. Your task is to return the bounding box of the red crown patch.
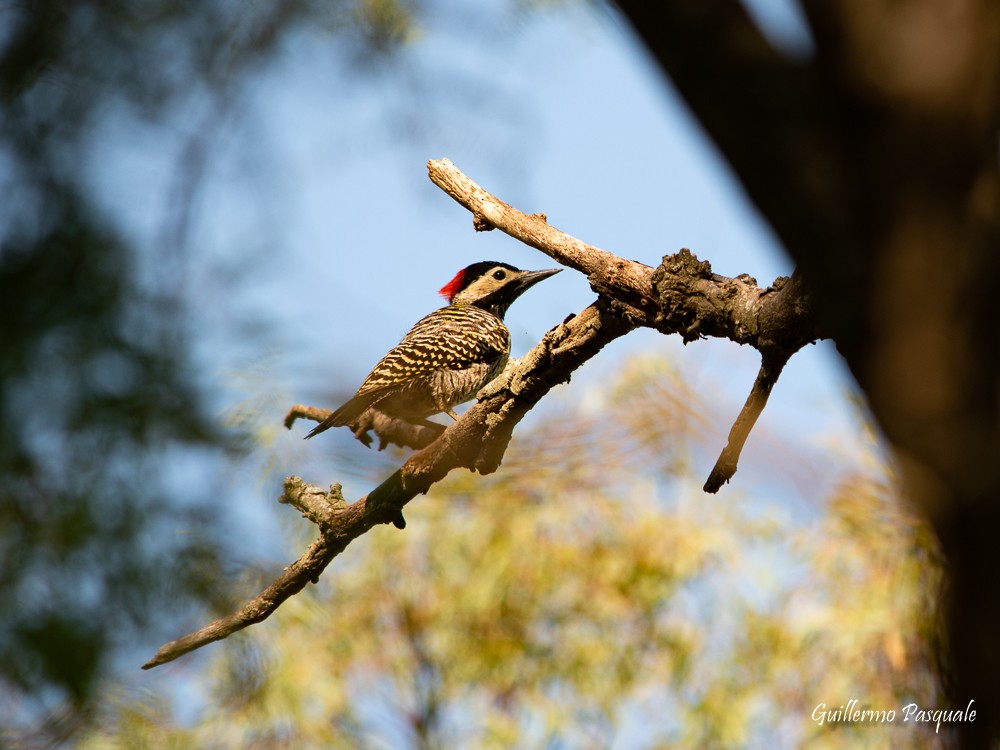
[438,268,466,301]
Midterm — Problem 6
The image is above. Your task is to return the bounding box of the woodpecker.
[305,261,560,443]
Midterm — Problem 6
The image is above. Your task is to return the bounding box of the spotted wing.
[353,305,510,397]
[305,305,509,439]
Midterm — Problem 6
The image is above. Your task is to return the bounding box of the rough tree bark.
[610,1,1000,746]
[143,158,820,669]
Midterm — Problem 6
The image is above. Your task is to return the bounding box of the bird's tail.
[304,389,388,439]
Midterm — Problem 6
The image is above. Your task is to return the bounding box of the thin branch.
[284,404,331,430]
[143,301,630,669]
[145,161,824,669]
[703,351,790,493]
[428,158,656,320]
[286,403,443,450]
[701,270,820,492]
[143,478,356,669]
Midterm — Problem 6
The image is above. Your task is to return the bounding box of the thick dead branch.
[428,158,821,354]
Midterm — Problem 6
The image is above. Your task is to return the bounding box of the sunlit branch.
[704,351,790,493]
[142,478,355,669]
[283,404,332,429]
[428,157,656,322]
[429,158,823,486]
[143,301,629,669]
[145,159,823,669]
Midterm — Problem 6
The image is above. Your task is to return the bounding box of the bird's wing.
[353,310,510,397]
[306,307,510,439]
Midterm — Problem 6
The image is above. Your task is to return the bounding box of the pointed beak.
[515,267,561,294]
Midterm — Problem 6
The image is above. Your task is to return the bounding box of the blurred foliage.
[0,0,421,745]
[75,356,945,749]
[0,0,585,744]
[0,193,233,741]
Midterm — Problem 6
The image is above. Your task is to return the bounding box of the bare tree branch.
[428,158,821,351]
[144,159,824,669]
[143,301,631,669]
[284,404,331,429]
[704,351,790,493]
[427,157,654,315]
[143,478,353,669]
[286,403,444,450]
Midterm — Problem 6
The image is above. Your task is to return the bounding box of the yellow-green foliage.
[79,355,944,750]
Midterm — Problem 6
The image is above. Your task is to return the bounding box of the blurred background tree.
[612,3,1000,742]
[0,0,429,743]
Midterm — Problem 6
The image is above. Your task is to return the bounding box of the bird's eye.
[493,270,506,280]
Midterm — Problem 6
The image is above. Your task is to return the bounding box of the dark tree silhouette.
[612,1,1000,747]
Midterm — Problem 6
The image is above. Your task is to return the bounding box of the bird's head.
[438,261,561,318]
